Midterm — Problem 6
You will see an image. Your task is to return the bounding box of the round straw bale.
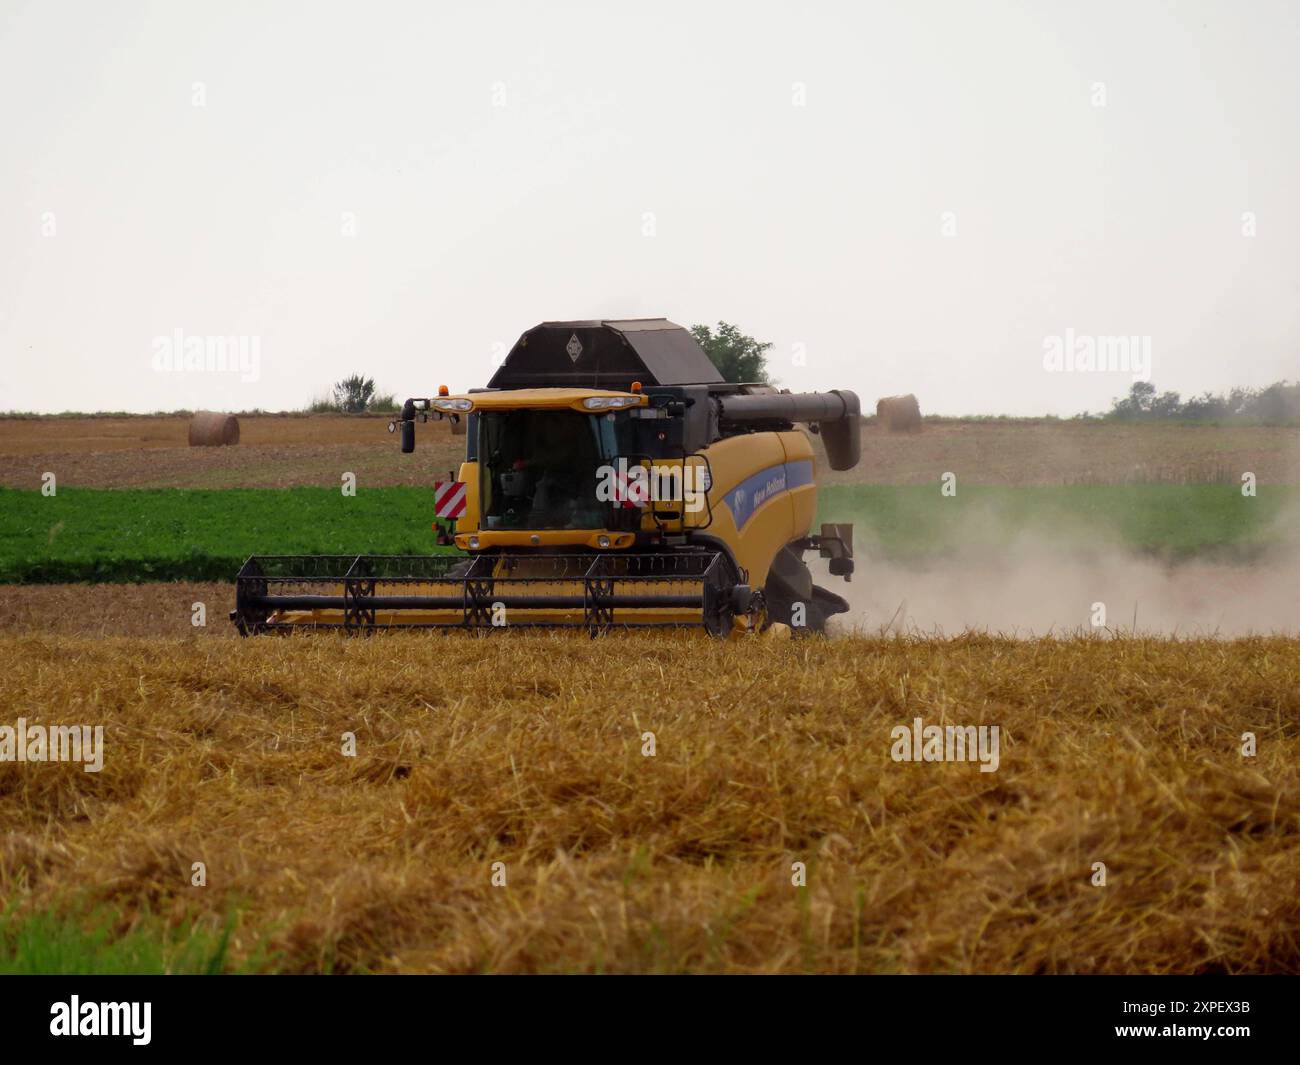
[188,411,240,446]
[875,394,922,432]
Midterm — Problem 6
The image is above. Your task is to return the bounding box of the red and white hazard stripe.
[612,464,648,508]
[433,480,467,519]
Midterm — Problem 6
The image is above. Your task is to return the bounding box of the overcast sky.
[1,0,1296,416]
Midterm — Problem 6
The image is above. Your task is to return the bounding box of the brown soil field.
[2,631,1296,973]
[2,415,1298,488]
[0,413,405,453]
[0,415,465,490]
[832,420,1300,487]
[0,583,236,638]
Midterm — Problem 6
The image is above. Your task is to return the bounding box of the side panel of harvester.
[696,429,818,587]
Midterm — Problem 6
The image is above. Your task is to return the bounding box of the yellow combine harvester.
[232,319,860,637]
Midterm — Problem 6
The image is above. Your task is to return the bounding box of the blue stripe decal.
[724,460,814,530]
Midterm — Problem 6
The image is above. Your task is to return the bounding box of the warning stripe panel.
[434,481,467,518]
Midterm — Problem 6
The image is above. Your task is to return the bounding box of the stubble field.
[3,632,1297,973]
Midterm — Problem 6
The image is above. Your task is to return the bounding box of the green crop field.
[0,484,1294,583]
[0,487,451,583]
[817,484,1296,560]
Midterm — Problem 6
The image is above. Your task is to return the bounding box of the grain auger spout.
[232,318,860,636]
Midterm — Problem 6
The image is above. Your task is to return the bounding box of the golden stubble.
[0,631,1296,974]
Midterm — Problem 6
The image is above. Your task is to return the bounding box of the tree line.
[1103,380,1300,423]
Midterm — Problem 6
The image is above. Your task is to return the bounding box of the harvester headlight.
[582,396,639,410]
[597,534,611,548]
[433,398,473,412]
[468,536,480,550]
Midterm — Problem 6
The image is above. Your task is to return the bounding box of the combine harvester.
[232,319,860,637]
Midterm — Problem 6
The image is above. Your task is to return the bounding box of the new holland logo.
[566,333,583,362]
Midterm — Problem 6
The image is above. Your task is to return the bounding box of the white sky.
[1,0,1297,415]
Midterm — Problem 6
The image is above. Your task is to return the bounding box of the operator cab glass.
[478,410,636,530]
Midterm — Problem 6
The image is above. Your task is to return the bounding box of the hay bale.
[188,411,240,447]
[876,394,922,433]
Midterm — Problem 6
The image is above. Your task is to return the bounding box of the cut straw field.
[2,632,1296,973]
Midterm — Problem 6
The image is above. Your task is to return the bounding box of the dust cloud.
[820,502,1300,638]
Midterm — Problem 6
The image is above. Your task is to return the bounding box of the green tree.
[690,322,772,384]
[1108,380,1156,419]
[332,374,377,413]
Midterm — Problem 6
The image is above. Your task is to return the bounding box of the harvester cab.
[232,319,861,637]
